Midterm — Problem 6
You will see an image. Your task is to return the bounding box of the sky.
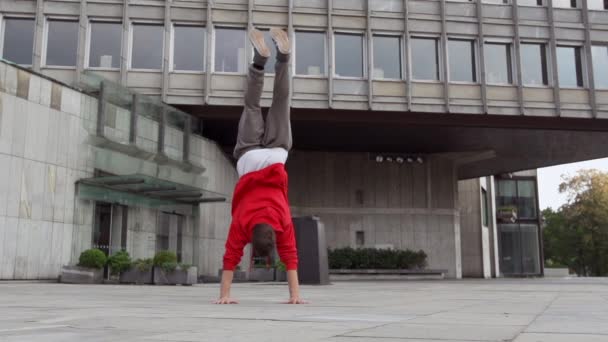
[537,158,608,210]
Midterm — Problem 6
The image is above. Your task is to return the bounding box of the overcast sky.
[537,158,608,210]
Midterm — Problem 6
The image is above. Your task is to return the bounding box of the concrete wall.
[0,60,238,279]
[287,151,462,278]
[0,61,95,279]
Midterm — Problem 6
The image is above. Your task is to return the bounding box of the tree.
[543,169,608,276]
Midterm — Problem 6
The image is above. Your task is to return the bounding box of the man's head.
[252,223,275,257]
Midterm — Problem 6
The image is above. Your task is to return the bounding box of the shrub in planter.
[275,260,287,282]
[79,248,107,269]
[120,258,154,285]
[328,247,428,270]
[152,252,196,285]
[61,248,107,284]
[108,250,131,276]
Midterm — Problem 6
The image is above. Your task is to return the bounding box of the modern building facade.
[2,0,608,279]
[459,170,542,278]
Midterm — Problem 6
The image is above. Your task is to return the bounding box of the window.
[553,0,577,7]
[334,32,365,78]
[521,43,549,86]
[295,31,326,76]
[373,35,402,80]
[482,188,489,227]
[557,46,584,87]
[482,0,509,3]
[88,21,122,69]
[496,179,538,220]
[588,0,608,10]
[131,23,164,70]
[448,39,476,82]
[173,25,205,71]
[592,45,608,88]
[356,231,365,247]
[518,0,543,4]
[45,19,79,67]
[214,27,246,73]
[485,43,513,84]
[411,37,440,81]
[1,18,35,65]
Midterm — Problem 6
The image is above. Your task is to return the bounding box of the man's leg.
[262,28,292,152]
[233,29,270,160]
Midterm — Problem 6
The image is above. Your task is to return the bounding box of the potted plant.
[107,250,131,279]
[497,205,518,223]
[153,251,197,285]
[60,248,107,284]
[120,258,154,285]
[275,260,287,282]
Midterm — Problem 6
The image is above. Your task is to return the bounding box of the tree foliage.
[543,169,608,276]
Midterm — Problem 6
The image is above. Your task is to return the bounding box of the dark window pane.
[2,18,35,65]
[518,0,543,5]
[485,43,512,84]
[373,35,402,79]
[46,20,79,67]
[521,43,548,85]
[482,189,489,227]
[89,22,122,68]
[517,180,537,219]
[592,45,608,88]
[557,46,583,87]
[553,0,577,7]
[497,179,518,209]
[132,24,164,69]
[174,26,205,71]
[449,39,476,82]
[295,31,326,76]
[214,27,246,73]
[411,38,439,80]
[335,33,364,78]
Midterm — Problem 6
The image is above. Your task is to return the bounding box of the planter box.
[153,266,198,285]
[497,208,517,223]
[329,269,446,281]
[120,268,153,284]
[249,268,275,282]
[544,268,570,277]
[60,266,103,284]
[217,269,247,282]
[275,270,287,282]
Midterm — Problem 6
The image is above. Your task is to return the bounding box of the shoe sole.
[248,29,270,58]
[270,28,290,55]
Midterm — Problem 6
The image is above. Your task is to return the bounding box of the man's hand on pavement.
[284,297,309,304]
[214,297,239,304]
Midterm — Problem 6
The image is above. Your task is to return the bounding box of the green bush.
[107,250,132,275]
[275,260,286,272]
[160,262,178,273]
[153,251,177,266]
[328,247,427,270]
[132,258,153,272]
[78,249,107,269]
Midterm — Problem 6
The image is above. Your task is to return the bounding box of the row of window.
[2,17,608,88]
[457,0,607,9]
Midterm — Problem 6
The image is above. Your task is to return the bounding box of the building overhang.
[188,105,608,180]
[77,174,226,210]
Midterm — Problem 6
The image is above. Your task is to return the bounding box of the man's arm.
[276,222,308,304]
[286,269,308,304]
[216,223,246,304]
[215,270,238,304]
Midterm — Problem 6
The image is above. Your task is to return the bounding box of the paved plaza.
[1,278,607,341]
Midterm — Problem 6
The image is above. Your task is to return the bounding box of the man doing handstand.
[215,27,306,305]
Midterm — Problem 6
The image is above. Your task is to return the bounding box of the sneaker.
[270,28,290,55]
[248,28,270,59]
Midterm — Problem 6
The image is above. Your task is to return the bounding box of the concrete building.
[2,0,608,279]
